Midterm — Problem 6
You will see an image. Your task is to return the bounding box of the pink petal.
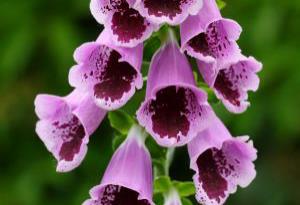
[35,90,106,172]
[137,41,213,147]
[135,0,203,25]
[188,116,257,205]
[83,125,154,205]
[69,30,143,110]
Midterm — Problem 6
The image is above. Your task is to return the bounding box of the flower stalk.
[34,1,263,204]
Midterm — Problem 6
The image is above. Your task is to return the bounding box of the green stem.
[165,148,175,176]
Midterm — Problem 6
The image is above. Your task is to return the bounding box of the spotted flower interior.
[138,86,210,146]
[85,185,151,205]
[35,96,89,172]
[213,58,262,113]
[49,115,85,162]
[34,0,262,204]
[91,0,156,47]
[188,20,240,61]
[194,139,256,205]
[135,0,202,25]
[69,43,142,110]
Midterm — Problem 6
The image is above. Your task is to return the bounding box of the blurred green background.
[0,0,299,204]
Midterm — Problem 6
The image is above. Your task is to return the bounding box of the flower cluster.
[34,0,262,204]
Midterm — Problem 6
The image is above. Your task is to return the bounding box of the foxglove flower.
[134,0,203,25]
[35,90,106,172]
[164,189,182,205]
[83,125,154,205]
[137,39,213,147]
[188,116,257,205]
[197,55,262,113]
[90,0,157,47]
[181,0,241,65]
[69,29,143,110]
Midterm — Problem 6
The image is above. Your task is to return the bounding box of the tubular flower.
[33,0,263,203]
[197,55,262,113]
[137,39,213,147]
[134,0,203,25]
[83,125,154,205]
[164,189,182,205]
[34,90,106,172]
[69,29,143,111]
[90,0,157,47]
[181,0,241,66]
[188,117,257,205]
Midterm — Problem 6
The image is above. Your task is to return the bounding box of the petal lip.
[150,83,208,103]
[73,42,100,64]
[181,18,242,53]
[181,18,242,67]
[137,84,213,147]
[93,74,142,111]
[90,0,109,25]
[181,0,221,48]
[192,141,257,205]
[90,0,158,47]
[212,55,263,114]
[34,94,68,120]
[180,0,242,67]
[137,41,213,147]
[56,144,88,172]
[106,14,158,48]
[69,30,144,110]
[83,126,154,204]
[36,118,85,173]
[134,0,203,25]
[188,115,231,170]
[35,106,89,173]
[84,183,155,205]
[188,116,257,205]
[34,90,106,172]
[96,29,144,74]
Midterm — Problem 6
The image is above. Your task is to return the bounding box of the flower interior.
[91,184,151,205]
[188,21,234,58]
[51,115,85,161]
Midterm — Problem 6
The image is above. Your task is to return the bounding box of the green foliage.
[172,181,196,197]
[1,0,300,205]
[181,198,193,205]
[146,137,168,176]
[154,177,195,197]
[154,176,173,194]
[153,193,164,205]
[144,36,161,63]
[108,110,135,135]
[154,176,195,205]
[111,134,126,151]
[217,0,226,10]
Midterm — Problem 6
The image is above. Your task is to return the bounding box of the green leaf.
[122,88,146,116]
[181,197,193,205]
[146,137,167,159]
[197,82,219,105]
[152,158,167,177]
[154,176,172,194]
[172,181,196,197]
[205,87,219,105]
[144,36,161,62]
[216,0,226,10]
[153,193,164,205]
[108,110,134,135]
[112,134,126,151]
